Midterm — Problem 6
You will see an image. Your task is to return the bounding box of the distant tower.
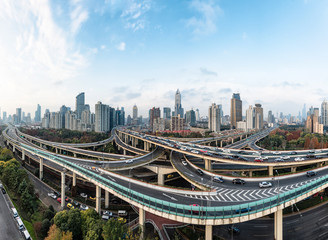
[174,89,184,118]
[208,103,221,132]
[133,105,138,120]
[76,92,85,119]
[321,100,328,126]
[230,93,242,129]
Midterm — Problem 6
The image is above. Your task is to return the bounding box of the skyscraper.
[208,103,221,133]
[174,89,184,118]
[95,101,113,133]
[149,107,160,132]
[321,100,328,126]
[254,104,264,129]
[302,104,307,121]
[230,93,242,129]
[34,104,41,122]
[268,110,274,124]
[185,109,196,127]
[163,107,171,119]
[76,92,85,119]
[246,105,255,130]
[16,108,22,124]
[133,105,138,120]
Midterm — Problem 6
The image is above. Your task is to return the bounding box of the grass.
[23,220,37,240]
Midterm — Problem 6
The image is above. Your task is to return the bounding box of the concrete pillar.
[220,141,223,148]
[204,159,212,171]
[274,209,283,240]
[13,145,15,152]
[40,157,44,180]
[96,186,101,213]
[249,171,253,177]
[139,208,145,240]
[240,135,243,140]
[216,140,218,147]
[61,171,65,209]
[205,225,213,240]
[73,153,77,158]
[144,142,147,151]
[105,191,109,208]
[291,167,297,173]
[123,149,126,155]
[72,172,76,187]
[22,150,25,161]
[158,173,165,186]
[56,148,58,154]
[268,166,273,176]
[231,138,234,144]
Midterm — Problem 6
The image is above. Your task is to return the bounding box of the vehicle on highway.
[254,158,263,162]
[22,229,31,240]
[189,204,200,214]
[80,204,89,210]
[191,150,199,154]
[57,197,61,203]
[125,159,134,164]
[294,157,305,161]
[102,211,113,220]
[306,154,315,158]
[120,157,126,160]
[182,161,187,166]
[213,176,224,183]
[308,150,315,153]
[274,158,284,162]
[16,217,24,230]
[259,181,272,188]
[232,179,245,185]
[306,171,317,177]
[315,150,322,153]
[118,210,127,216]
[48,193,57,199]
[289,151,297,155]
[228,226,240,234]
[89,196,96,200]
[196,169,204,176]
[167,174,174,179]
[80,193,87,198]
[235,207,251,214]
[272,151,281,155]
[12,208,18,218]
[315,155,323,159]
[281,155,290,160]
[67,203,74,209]
[261,156,269,160]
[2,188,6,194]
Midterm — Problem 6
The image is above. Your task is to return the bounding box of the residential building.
[76,92,85,119]
[149,107,160,132]
[230,93,242,129]
[321,100,328,126]
[185,109,196,127]
[208,103,220,132]
[171,115,185,131]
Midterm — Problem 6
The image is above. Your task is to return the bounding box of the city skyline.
[1,1,328,116]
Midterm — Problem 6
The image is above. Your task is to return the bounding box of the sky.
[0,0,328,118]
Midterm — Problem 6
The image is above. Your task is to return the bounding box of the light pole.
[276,170,280,204]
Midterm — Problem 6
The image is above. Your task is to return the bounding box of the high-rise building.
[306,111,323,134]
[230,93,242,129]
[2,111,7,123]
[254,104,264,129]
[208,103,220,132]
[195,109,200,122]
[132,105,138,120]
[16,108,22,124]
[76,92,85,119]
[163,107,171,119]
[321,100,328,126]
[34,104,41,122]
[115,107,125,126]
[302,104,307,121]
[174,89,184,118]
[149,107,160,132]
[171,115,185,131]
[95,102,114,133]
[246,105,255,130]
[185,109,196,127]
[268,110,275,124]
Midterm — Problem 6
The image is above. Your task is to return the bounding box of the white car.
[120,157,126,160]
[80,204,89,210]
[48,193,57,199]
[182,161,187,166]
[294,157,305,161]
[259,182,272,188]
[191,150,199,154]
[281,155,290,160]
[261,156,269,160]
[80,193,87,198]
[125,159,134,164]
[272,151,281,155]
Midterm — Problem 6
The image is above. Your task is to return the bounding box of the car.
[213,176,224,183]
[281,155,290,160]
[48,193,57,199]
[315,150,322,153]
[259,182,272,188]
[2,188,6,194]
[182,161,187,166]
[65,197,70,202]
[306,171,316,177]
[315,155,323,159]
[272,151,281,155]
[125,159,134,164]
[306,154,315,158]
[261,156,269,160]
[254,158,263,162]
[274,158,284,162]
[232,179,245,185]
[308,150,315,153]
[289,151,297,155]
[89,196,96,200]
[57,197,61,203]
[120,157,126,160]
[189,204,200,214]
[235,207,251,214]
[102,211,113,220]
[67,203,74,209]
[73,201,80,208]
[80,193,87,198]
[196,169,204,176]
[167,174,174,179]
[80,204,89,210]
[191,150,199,154]
[228,226,240,234]
[294,157,305,161]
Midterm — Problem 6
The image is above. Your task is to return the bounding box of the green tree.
[102,218,128,240]
[41,219,52,239]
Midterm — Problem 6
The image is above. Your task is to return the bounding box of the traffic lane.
[0,191,24,240]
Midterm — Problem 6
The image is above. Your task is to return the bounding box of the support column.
[220,141,223,148]
[71,172,77,197]
[274,209,283,240]
[205,225,213,240]
[73,153,77,158]
[56,148,58,154]
[40,157,44,180]
[231,138,234,144]
[105,191,109,209]
[22,150,25,161]
[139,208,145,240]
[158,173,165,186]
[96,186,101,213]
[123,149,126,155]
[268,166,273,176]
[72,172,76,187]
[13,145,15,152]
[61,171,65,209]
[144,142,147,151]
[291,167,296,173]
[204,159,212,171]
[216,140,218,147]
[249,171,253,177]
[240,135,243,140]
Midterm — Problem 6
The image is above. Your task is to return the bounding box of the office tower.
[230,93,242,129]
[302,104,307,121]
[163,107,171,119]
[268,110,275,124]
[34,104,41,122]
[76,92,85,119]
[195,109,200,122]
[254,104,264,129]
[42,111,51,128]
[16,108,22,124]
[185,109,196,127]
[127,115,132,125]
[246,105,255,130]
[208,103,221,132]
[115,107,125,126]
[133,105,138,120]
[171,115,185,131]
[2,111,7,123]
[95,102,112,133]
[149,107,160,132]
[174,89,184,118]
[306,109,323,134]
[321,100,328,126]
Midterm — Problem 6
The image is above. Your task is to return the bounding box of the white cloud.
[70,1,89,35]
[186,0,223,35]
[117,42,126,51]
[121,0,151,31]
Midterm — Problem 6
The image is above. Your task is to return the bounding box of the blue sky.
[0,0,328,118]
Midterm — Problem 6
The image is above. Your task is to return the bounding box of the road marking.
[162,193,177,201]
[224,190,234,201]
[254,225,268,228]
[319,215,328,222]
[106,176,116,182]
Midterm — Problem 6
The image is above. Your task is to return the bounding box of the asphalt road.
[0,189,23,240]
